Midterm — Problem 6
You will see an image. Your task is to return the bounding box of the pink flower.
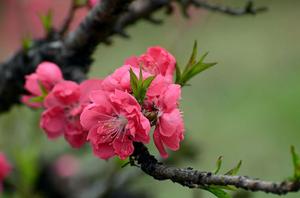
[145,75,184,158]
[80,89,150,160]
[41,79,102,148]
[101,64,151,92]
[0,153,12,192]
[125,47,176,81]
[88,0,100,7]
[53,155,80,178]
[22,61,63,108]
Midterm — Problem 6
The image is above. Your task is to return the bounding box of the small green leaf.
[199,51,209,63]
[214,156,223,174]
[183,60,217,82]
[74,0,88,6]
[22,36,33,52]
[38,80,48,96]
[29,96,44,103]
[175,64,182,85]
[129,68,155,104]
[185,40,198,69]
[139,76,155,104]
[225,160,242,176]
[143,76,155,90]
[291,146,300,180]
[129,68,139,98]
[40,10,53,34]
[204,186,232,198]
[178,42,217,87]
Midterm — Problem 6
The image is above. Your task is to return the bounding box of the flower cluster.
[0,153,11,192]
[22,62,102,148]
[23,47,184,159]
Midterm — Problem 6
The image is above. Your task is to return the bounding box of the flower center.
[98,114,128,143]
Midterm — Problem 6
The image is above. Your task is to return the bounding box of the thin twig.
[59,2,78,36]
[191,0,267,16]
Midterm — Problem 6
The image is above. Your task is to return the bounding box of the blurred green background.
[1,0,300,197]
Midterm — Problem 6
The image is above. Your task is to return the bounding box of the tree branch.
[132,142,300,195]
[190,0,267,16]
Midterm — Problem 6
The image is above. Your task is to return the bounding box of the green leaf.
[137,66,145,93]
[74,0,88,6]
[291,146,300,180]
[129,68,139,98]
[225,160,242,176]
[139,76,155,104]
[178,42,217,87]
[29,96,44,103]
[143,76,155,90]
[185,40,198,69]
[22,36,33,52]
[183,60,216,83]
[129,68,155,104]
[37,80,48,96]
[175,64,182,85]
[204,186,232,198]
[40,10,53,34]
[214,156,223,174]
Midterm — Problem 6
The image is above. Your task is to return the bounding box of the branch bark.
[132,142,300,195]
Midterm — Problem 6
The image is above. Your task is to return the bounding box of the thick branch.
[132,143,300,195]
[0,0,130,113]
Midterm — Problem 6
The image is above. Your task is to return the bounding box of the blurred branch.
[132,143,300,195]
[59,1,78,36]
[0,0,266,113]
[189,0,267,16]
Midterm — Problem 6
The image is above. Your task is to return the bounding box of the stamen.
[97,114,128,143]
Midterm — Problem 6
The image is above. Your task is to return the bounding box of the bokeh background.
[1,0,300,197]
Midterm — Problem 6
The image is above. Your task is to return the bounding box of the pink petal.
[124,56,139,68]
[132,113,151,143]
[52,81,80,105]
[64,122,88,148]
[40,107,65,139]
[24,73,42,95]
[153,128,168,158]
[79,79,102,105]
[113,136,134,160]
[162,84,181,111]
[0,153,12,180]
[36,62,63,89]
[159,111,180,137]
[92,143,115,160]
[160,132,180,151]
[44,92,61,108]
[80,104,111,130]
[21,95,43,108]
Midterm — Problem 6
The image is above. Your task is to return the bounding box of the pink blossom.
[53,155,80,178]
[101,64,150,92]
[0,153,12,192]
[125,47,176,81]
[145,75,184,158]
[22,61,63,108]
[80,89,150,160]
[88,0,100,7]
[41,79,102,148]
